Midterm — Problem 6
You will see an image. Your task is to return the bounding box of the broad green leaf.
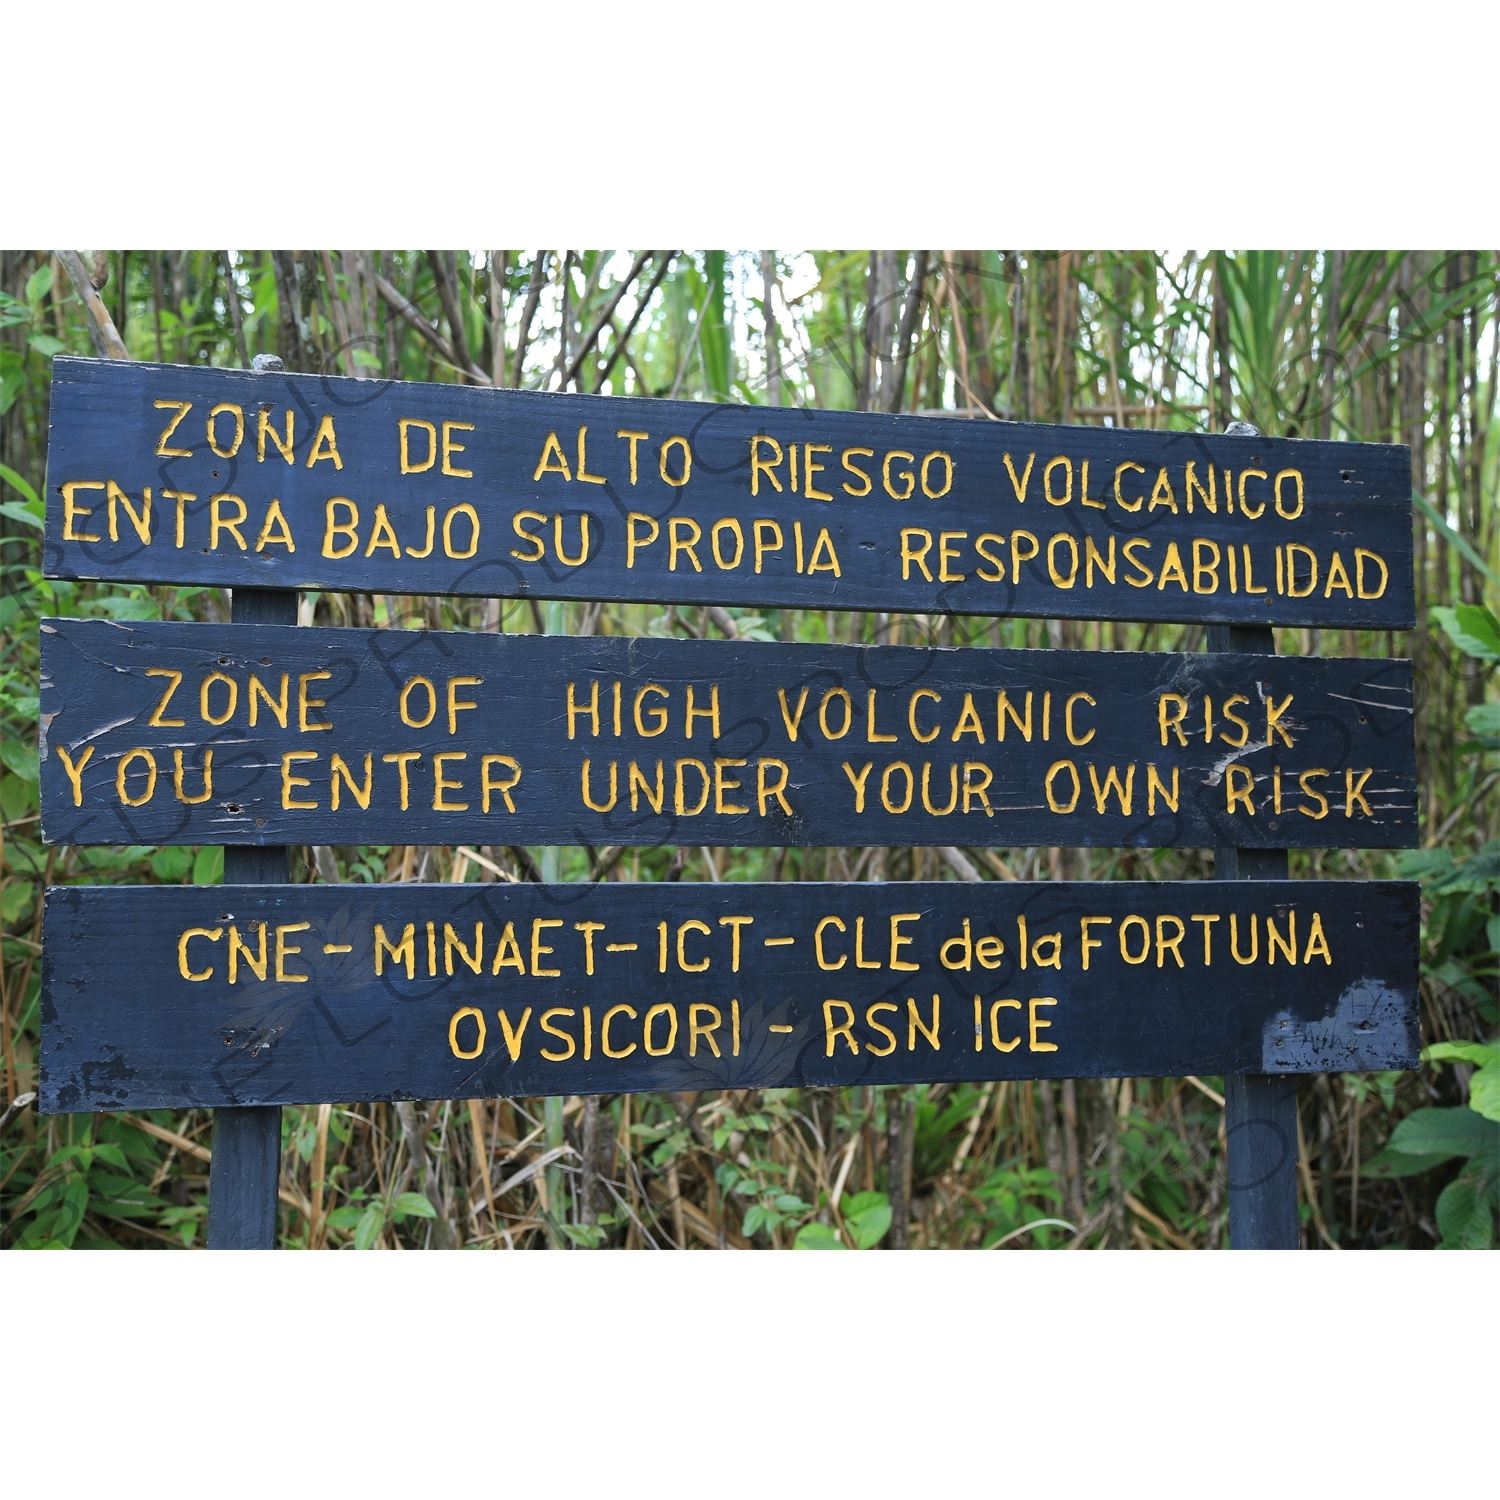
[1465,703,1500,743]
[1,881,33,923]
[1454,604,1500,658]
[1363,1146,1453,1179]
[0,501,42,531]
[325,1205,366,1232]
[151,847,194,883]
[353,1202,386,1249]
[91,594,161,621]
[0,462,40,506]
[793,1221,845,1249]
[89,1172,163,1219]
[0,772,37,820]
[1432,604,1500,664]
[26,333,64,359]
[1435,1175,1493,1250]
[391,1191,436,1219]
[1427,846,1500,896]
[1387,1106,1494,1163]
[1468,1065,1500,1124]
[0,739,38,781]
[845,1202,893,1249]
[1423,1040,1500,1070]
[193,845,224,885]
[25,266,52,304]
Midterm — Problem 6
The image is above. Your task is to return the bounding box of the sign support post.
[205,356,294,1250]
[1211,428,1302,1249]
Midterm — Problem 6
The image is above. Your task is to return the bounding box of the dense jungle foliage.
[0,249,1494,1250]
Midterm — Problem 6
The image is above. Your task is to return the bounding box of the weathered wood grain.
[38,619,1419,851]
[39,880,1420,1112]
[44,356,1415,628]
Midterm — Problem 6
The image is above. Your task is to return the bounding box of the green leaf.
[25,266,52,304]
[150,847,194,883]
[26,333,64,359]
[1465,703,1500,745]
[1414,490,1500,590]
[88,1172,163,1220]
[0,501,42,532]
[1386,1106,1494,1164]
[1,881,34,923]
[1435,1174,1494,1250]
[1427,846,1500,896]
[1,773,38,820]
[391,1191,436,1219]
[1468,1065,1500,1124]
[1432,604,1500,664]
[353,1202,386,1249]
[845,1201,893,1249]
[325,1205,365,1232]
[1423,1040,1500,1070]
[1395,849,1453,881]
[793,1221,845,1249]
[1363,1146,1453,1179]
[0,462,38,506]
[91,594,161,621]
[193,845,224,885]
[0,738,38,781]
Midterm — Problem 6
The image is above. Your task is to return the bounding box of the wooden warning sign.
[44,356,1415,628]
[38,618,1418,851]
[39,879,1420,1112]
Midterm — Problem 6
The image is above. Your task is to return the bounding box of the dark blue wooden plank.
[38,619,1419,852]
[39,879,1420,1112]
[43,356,1415,629]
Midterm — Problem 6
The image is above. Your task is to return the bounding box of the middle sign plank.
[40,620,1417,851]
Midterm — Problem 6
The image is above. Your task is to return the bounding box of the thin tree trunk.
[271,250,304,372]
[489,251,509,387]
[1212,252,1233,425]
[511,252,547,388]
[1318,250,1345,440]
[885,251,929,413]
[762,250,780,406]
[221,252,249,368]
[426,250,476,382]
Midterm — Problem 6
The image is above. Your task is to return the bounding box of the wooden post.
[1209,430,1302,1248]
[206,355,295,1250]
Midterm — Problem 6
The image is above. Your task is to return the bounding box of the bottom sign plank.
[41,880,1419,1111]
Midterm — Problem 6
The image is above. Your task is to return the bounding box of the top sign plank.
[45,356,1415,629]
